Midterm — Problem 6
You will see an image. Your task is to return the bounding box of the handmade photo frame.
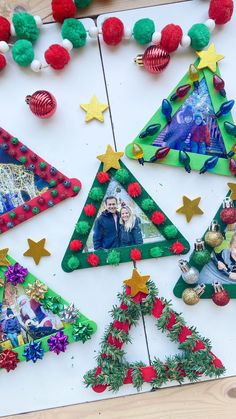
[125,61,235,176]
[0,127,81,234]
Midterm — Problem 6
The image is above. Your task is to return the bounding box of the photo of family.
[84,179,164,252]
[0,283,63,351]
[152,78,227,158]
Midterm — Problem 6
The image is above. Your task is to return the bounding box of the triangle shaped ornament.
[0,127,81,234]
[125,55,236,177]
[61,145,190,272]
[0,251,96,372]
[84,269,225,393]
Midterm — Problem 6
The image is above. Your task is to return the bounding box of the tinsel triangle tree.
[62,145,190,272]
[0,249,96,372]
[84,269,224,392]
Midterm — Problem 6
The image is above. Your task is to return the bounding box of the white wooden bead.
[34,15,43,28]
[62,39,73,51]
[88,26,99,38]
[180,35,191,48]
[123,27,132,40]
[30,60,42,72]
[10,24,16,37]
[0,41,9,53]
[205,19,215,32]
[152,31,161,44]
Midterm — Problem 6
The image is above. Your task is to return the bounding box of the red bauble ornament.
[130,248,142,261]
[0,16,11,42]
[135,45,170,74]
[151,211,166,225]
[97,171,110,184]
[102,17,124,46]
[70,239,83,252]
[220,208,236,224]
[209,0,234,24]
[160,24,183,53]
[26,90,57,119]
[0,349,19,372]
[170,241,185,254]
[45,44,70,70]
[51,0,76,23]
[87,253,100,267]
[229,158,236,175]
[212,282,230,306]
[0,53,6,71]
[84,204,97,217]
[127,182,142,198]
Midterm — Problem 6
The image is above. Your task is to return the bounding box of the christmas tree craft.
[125,55,236,177]
[174,183,236,305]
[0,127,81,234]
[61,145,190,272]
[0,250,96,372]
[84,269,224,392]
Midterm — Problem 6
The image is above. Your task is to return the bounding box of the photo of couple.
[84,179,164,252]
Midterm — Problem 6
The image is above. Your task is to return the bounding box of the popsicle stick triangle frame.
[61,160,190,272]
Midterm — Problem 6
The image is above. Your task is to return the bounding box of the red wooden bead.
[102,17,124,46]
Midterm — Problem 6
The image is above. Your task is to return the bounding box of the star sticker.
[80,95,109,122]
[196,44,224,73]
[176,196,204,223]
[23,239,51,265]
[227,183,236,201]
[0,248,10,266]
[97,145,124,172]
[124,269,150,297]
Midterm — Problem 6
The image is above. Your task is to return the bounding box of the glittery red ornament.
[87,253,100,267]
[151,211,166,225]
[209,0,234,24]
[26,90,57,119]
[51,0,76,23]
[0,53,6,71]
[97,171,110,184]
[135,45,170,74]
[220,207,236,224]
[160,24,183,53]
[102,17,124,46]
[127,182,142,197]
[0,349,19,372]
[84,204,96,217]
[212,282,230,306]
[70,239,83,252]
[130,248,142,261]
[229,158,236,175]
[0,16,11,42]
[170,241,185,254]
[45,44,70,70]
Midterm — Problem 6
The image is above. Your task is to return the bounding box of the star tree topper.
[124,269,150,297]
[196,44,224,73]
[176,196,204,223]
[97,145,124,172]
[227,182,236,201]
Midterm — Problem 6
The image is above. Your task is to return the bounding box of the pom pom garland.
[209,0,234,24]
[102,17,124,46]
[0,53,6,70]
[160,24,183,53]
[44,44,70,70]
[51,0,76,23]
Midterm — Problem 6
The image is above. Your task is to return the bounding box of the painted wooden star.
[124,269,150,297]
[196,44,224,73]
[97,145,124,172]
[0,248,10,266]
[80,95,109,122]
[176,196,204,223]
[23,239,51,265]
[227,183,236,201]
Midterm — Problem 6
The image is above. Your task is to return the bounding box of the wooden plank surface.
[2,1,236,418]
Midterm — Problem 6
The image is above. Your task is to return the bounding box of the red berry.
[127,182,142,198]
[51,0,76,23]
[97,171,110,184]
[0,16,11,42]
[130,248,142,261]
[160,24,183,53]
[170,241,185,254]
[0,53,6,71]
[70,240,83,252]
[209,0,234,24]
[151,211,166,225]
[102,17,124,46]
[45,44,70,70]
[87,253,100,267]
[84,204,96,217]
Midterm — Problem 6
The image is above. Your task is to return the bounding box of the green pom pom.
[191,249,211,267]
[75,0,92,8]
[150,247,164,258]
[68,256,80,270]
[115,168,130,184]
[89,187,103,201]
[107,250,120,265]
[163,225,178,239]
[188,24,210,50]
[75,221,90,235]
[141,198,156,211]
[12,40,34,67]
[61,18,87,48]
[12,12,39,42]
[133,18,155,45]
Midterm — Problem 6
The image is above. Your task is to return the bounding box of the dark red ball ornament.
[212,282,230,306]
[220,198,236,224]
[135,45,170,74]
[26,90,57,119]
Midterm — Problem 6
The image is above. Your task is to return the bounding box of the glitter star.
[196,44,224,73]
[23,239,51,265]
[227,183,236,201]
[80,96,109,122]
[124,269,150,297]
[97,145,124,172]
[0,248,10,266]
[176,196,204,223]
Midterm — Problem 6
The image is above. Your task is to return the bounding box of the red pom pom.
[160,24,183,53]
[0,16,11,42]
[209,0,234,24]
[220,207,236,224]
[141,366,156,382]
[0,349,19,372]
[45,44,70,70]
[70,239,83,252]
[102,17,124,46]
[84,204,96,217]
[87,253,100,267]
[51,0,76,23]
[97,171,110,184]
[127,182,142,198]
[212,356,223,369]
[130,248,142,261]
[170,241,185,254]
[0,53,6,71]
[151,211,166,225]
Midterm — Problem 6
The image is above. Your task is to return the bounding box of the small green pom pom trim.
[133,18,155,45]
[12,40,34,67]
[115,168,130,184]
[68,255,80,270]
[150,247,164,258]
[107,250,120,266]
[89,187,103,201]
[191,249,211,267]
[12,12,39,42]
[188,24,210,50]
[75,221,90,235]
[163,225,178,239]
[75,0,92,8]
[141,198,156,212]
[61,18,87,48]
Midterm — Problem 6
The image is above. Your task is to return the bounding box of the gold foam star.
[124,269,150,297]
[227,183,236,201]
[0,248,10,266]
[26,280,48,301]
[80,95,109,122]
[97,145,124,172]
[176,196,204,223]
[23,239,51,265]
[196,44,224,73]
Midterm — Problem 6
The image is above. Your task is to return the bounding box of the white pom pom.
[123,27,132,40]
[0,41,9,53]
[62,39,73,51]
[152,31,161,44]
[30,60,42,72]
[205,19,215,32]
[180,35,191,48]
[34,15,43,28]
[88,26,99,38]
[10,23,16,37]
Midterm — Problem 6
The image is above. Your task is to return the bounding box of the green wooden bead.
[12,12,39,42]
[61,18,87,48]
[188,24,210,50]
[133,18,155,45]
[12,40,34,67]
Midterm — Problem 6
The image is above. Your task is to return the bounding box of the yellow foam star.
[196,44,224,73]
[0,248,10,266]
[227,183,236,201]
[97,145,124,172]
[80,95,108,122]
[23,239,51,265]
[124,269,150,297]
[176,196,204,223]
